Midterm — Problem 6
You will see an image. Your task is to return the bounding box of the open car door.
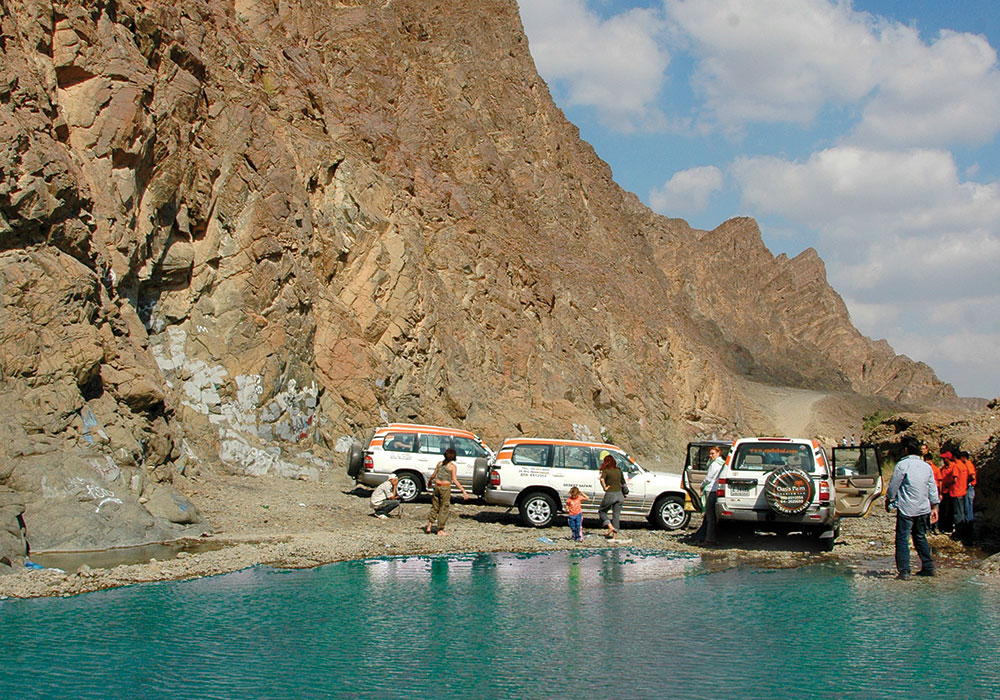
[681,441,731,513]
[831,445,883,517]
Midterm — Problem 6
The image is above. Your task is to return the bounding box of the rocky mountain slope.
[0,0,968,567]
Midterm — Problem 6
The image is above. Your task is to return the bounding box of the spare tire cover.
[763,467,814,515]
[346,442,364,478]
[471,457,489,496]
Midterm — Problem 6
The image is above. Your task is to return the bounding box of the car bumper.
[357,472,388,487]
[717,504,834,526]
[484,489,518,507]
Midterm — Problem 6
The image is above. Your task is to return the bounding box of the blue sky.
[517,0,1000,400]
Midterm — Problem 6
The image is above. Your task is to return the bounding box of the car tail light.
[364,455,374,471]
[818,481,830,502]
[490,469,500,487]
[716,478,726,497]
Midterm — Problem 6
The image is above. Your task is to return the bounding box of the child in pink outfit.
[566,487,589,541]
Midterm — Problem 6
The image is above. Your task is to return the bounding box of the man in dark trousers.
[886,437,940,580]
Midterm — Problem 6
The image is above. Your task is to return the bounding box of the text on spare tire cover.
[765,468,814,514]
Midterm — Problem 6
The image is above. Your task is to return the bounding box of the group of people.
[921,443,977,540]
[370,435,979,580]
[887,437,978,580]
[368,448,470,535]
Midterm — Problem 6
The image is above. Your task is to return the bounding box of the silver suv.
[684,437,882,550]
[347,423,494,502]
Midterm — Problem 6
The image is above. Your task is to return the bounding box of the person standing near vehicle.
[370,475,400,519]
[598,455,625,540]
[886,437,940,580]
[692,445,725,545]
[920,443,943,533]
[565,486,589,542]
[425,448,468,536]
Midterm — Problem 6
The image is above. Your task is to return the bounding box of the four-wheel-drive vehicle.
[684,437,882,550]
[477,437,692,531]
[680,439,733,511]
[346,423,495,502]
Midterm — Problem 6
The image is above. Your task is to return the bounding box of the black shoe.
[896,572,911,580]
[916,569,936,577]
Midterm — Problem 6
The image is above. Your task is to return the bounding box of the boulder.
[143,485,203,526]
[0,487,28,570]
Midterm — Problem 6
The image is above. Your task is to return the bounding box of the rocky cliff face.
[0,0,961,566]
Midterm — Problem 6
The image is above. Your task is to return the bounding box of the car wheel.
[518,492,557,528]
[346,442,364,478]
[472,457,489,496]
[821,534,835,552]
[652,495,690,530]
[395,471,423,503]
[763,467,814,515]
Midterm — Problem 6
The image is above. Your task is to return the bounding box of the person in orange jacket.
[941,451,969,539]
[939,452,959,533]
[961,450,977,526]
[921,443,943,533]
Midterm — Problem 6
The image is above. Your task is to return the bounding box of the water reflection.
[2,551,998,700]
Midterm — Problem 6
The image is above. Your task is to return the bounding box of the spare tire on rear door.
[763,467,814,515]
[472,457,490,496]
[346,442,364,479]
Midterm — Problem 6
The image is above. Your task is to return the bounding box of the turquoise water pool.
[3,549,997,699]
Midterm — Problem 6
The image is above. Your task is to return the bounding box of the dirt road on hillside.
[741,382,829,438]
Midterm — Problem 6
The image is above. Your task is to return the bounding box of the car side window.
[554,445,592,470]
[512,444,551,467]
[418,433,452,455]
[834,446,877,476]
[383,433,417,452]
[687,445,701,470]
[454,436,487,458]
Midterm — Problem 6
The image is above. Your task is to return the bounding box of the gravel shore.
[1,468,993,599]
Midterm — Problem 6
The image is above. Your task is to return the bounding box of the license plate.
[729,484,753,496]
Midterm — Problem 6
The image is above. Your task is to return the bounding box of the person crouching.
[370,475,400,520]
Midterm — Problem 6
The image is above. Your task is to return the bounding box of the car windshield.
[596,449,642,475]
[454,436,489,459]
[732,442,815,473]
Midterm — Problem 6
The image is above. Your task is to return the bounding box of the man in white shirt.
[370,476,400,519]
[693,446,725,545]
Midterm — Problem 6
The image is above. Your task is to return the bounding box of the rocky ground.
[1,464,994,599]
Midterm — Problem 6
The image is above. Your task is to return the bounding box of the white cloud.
[518,0,670,131]
[664,0,1000,146]
[853,28,1000,147]
[664,0,881,125]
[732,147,1000,238]
[649,165,723,214]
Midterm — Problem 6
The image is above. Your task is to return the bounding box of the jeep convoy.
[347,423,884,547]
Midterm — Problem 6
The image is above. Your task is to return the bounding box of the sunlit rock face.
[0,0,960,562]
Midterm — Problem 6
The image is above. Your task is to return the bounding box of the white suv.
[476,437,691,530]
[687,437,882,550]
[347,423,495,502]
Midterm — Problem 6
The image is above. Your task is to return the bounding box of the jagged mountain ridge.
[0,0,958,557]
